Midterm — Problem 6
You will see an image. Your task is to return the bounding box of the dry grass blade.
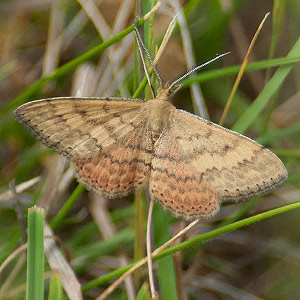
[2,1,298,299]
[38,156,69,216]
[0,176,40,203]
[219,13,270,126]
[44,224,83,300]
[0,244,27,276]
[77,0,111,40]
[42,0,64,78]
[169,0,208,118]
[146,199,156,299]
[89,192,136,300]
[154,13,177,65]
[0,254,27,299]
[97,219,199,300]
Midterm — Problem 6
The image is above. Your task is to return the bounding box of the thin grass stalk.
[82,200,300,292]
[153,206,179,300]
[262,0,286,135]
[232,35,300,134]
[170,0,208,119]
[265,0,286,83]
[1,12,158,115]
[219,13,270,126]
[134,192,146,281]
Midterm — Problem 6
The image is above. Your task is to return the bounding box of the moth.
[14,80,287,220]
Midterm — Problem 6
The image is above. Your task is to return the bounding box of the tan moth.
[14,79,287,220]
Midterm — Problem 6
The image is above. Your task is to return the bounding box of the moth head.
[156,84,176,101]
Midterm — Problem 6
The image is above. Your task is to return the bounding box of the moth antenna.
[134,25,156,97]
[168,52,231,91]
[134,24,164,89]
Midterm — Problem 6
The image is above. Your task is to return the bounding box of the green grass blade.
[0,17,149,116]
[153,204,178,300]
[26,206,44,300]
[82,200,300,291]
[256,124,300,144]
[158,201,300,258]
[232,36,300,134]
[48,273,62,300]
[136,283,151,300]
[74,228,134,258]
[50,184,85,230]
[271,148,300,157]
[74,228,134,274]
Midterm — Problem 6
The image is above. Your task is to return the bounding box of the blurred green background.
[0,0,299,299]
